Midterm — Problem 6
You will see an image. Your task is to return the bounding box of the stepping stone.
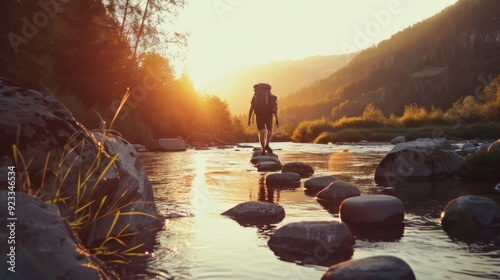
[304,175,340,193]
[316,181,360,202]
[322,255,416,280]
[251,155,281,165]
[252,150,278,158]
[340,195,404,226]
[268,221,355,257]
[282,162,314,178]
[257,161,282,172]
[221,201,285,224]
[266,172,301,188]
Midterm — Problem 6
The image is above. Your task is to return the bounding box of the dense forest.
[0,0,244,145]
[281,0,500,124]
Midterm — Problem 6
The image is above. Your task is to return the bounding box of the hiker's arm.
[247,105,254,126]
[274,113,279,127]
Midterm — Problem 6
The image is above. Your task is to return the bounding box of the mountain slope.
[204,54,355,114]
[281,0,500,123]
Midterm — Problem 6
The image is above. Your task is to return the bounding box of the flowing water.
[138,142,500,280]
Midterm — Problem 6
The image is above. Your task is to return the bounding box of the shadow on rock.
[316,198,343,215]
[347,223,405,242]
[270,247,354,267]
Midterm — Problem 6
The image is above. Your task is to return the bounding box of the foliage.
[291,118,335,143]
[397,104,445,127]
[446,75,500,123]
[292,98,500,143]
[280,0,500,122]
[460,148,500,180]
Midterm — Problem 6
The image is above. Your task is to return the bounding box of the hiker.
[248,83,279,155]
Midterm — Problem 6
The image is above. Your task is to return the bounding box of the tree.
[103,0,187,60]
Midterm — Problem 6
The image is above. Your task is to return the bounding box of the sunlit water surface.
[138,142,499,280]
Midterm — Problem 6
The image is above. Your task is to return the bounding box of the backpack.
[252,83,277,115]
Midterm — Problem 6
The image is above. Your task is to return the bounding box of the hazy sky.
[175,0,459,91]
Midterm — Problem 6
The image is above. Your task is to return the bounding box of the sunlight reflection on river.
[140,142,500,280]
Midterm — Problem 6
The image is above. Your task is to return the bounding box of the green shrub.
[313,132,336,144]
[292,118,334,143]
[460,148,500,179]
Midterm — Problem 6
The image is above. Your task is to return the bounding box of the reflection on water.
[139,143,500,280]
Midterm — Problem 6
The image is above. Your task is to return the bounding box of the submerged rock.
[0,191,118,279]
[322,255,416,280]
[340,195,404,226]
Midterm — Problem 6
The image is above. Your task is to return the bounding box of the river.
[138,142,499,280]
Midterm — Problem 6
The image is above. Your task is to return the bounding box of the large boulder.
[282,162,314,178]
[374,138,462,187]
[0,78,164,249]
[87,133,165,245]
[440,195,500,237]
[0,191,118,279]
[340,195,404,226]
[322,255,416,280]
[268,221,355,265]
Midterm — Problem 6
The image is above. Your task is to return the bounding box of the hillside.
[204,54,355,114]
[281,0,500,123]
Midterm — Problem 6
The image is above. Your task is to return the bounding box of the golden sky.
[175,0,458,91]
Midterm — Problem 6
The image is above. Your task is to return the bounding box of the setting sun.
[176,0,458,92]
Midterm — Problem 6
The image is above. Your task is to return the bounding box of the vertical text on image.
[6,166,17,273]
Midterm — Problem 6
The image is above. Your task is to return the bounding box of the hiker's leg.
[266,129,273,147]
[259,129,266,151]
[264,115,273,153]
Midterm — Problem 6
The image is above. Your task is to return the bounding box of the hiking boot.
[265,145,273,154]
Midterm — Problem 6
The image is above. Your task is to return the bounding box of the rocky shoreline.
[0,78,164,279]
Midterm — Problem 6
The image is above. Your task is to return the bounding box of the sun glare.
[176,0,459,93]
